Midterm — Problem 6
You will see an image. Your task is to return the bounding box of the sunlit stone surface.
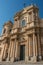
[0,5,43,63]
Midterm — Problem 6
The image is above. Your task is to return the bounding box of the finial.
[23,2,26,8]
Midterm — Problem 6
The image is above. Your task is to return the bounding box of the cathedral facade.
[0,5,43,62]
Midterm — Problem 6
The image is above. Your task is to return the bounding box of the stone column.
[35,35,38,57]
[37,34,42,60]
[10,41,13,61]
[29,36,31,59]
[18,44,20,60]
[2,43,5,60]
[6,40,11,61]
[0,44,4,61]
[10,40,15,62]
[2,39,8,61]
[15,39,17,59]
[32,34,38,62]
[33,34,37,62]
[25,35,29,62]
[3,43,8,60]
[15,40,19,61]
[14,38,20,61]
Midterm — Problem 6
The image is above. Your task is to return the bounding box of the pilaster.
[25,35,29,62]
[10,40,15,62]
[15,40,20,61]
[32,34,37,62]
[6,40,11,61]
[2,39,8,61]
[29,36,31,60]
[37,34,42,60]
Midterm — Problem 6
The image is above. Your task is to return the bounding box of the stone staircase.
[0,61,43,65]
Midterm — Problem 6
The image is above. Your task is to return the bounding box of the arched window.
[21,20,26,27]
[3,28,6,34]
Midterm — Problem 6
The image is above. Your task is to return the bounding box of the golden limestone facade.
[0,5,43,62]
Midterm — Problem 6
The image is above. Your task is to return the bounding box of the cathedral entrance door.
[20,45,25,60]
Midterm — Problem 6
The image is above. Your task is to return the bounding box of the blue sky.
[0,0,43,34]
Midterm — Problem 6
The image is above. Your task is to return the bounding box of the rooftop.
[14,4,39,18]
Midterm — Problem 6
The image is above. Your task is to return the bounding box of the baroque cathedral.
[0,5,43,62]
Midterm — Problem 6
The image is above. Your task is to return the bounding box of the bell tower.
[2,21,13,35]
